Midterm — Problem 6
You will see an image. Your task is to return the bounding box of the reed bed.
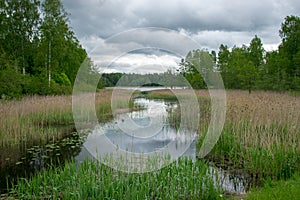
[7,158,221,199]
[210,90,300,184]
[149,89,300,185]
[2,89,299,197]
[0,89,134,167]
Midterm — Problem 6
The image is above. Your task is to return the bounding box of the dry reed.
[0,89,133,166]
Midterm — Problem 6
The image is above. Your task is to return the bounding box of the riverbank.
[1,89,299,198]
[0,89,136,192]
[147,89,300,198]
[246,174,300,200]
[4,158,221,199]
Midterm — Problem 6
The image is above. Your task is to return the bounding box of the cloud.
[62,0,300,72]
[84,28,202,73]
[64,0,299,36]
[91,44,182,74]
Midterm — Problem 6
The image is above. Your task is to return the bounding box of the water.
[0,130,83,193]
[75,97,249,193]
[210,166,249,194]
[0,89,250,194]
[107,86,188,92]
[75,98,196,172]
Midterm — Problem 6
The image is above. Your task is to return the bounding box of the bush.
[0,68,23,99]
[52,72,72,86]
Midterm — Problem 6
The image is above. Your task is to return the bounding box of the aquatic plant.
[8,158,222,199]
[153,89,300,186]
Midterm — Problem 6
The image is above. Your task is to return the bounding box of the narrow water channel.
[76,96,249,193]
[0,88,250,194]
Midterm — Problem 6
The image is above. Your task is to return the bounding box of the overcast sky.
[62,0,300,73]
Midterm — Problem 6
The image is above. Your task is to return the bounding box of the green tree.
[0,0,91,98]
[0,68,23,98]
[4,0,40,74]
[248,35,264,89]
[279,15,300,89]
[40,0,78,87]
[0,1,6,43]
[264,50,290,90]
[239,61,256,93]
[228,46,249,89]
[279,15,300,56]
[217,44,230,88]
[248,35,264,67]
[178,49,216,89]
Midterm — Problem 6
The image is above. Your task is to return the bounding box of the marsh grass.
[151,89,300,187]
[215,91,300,184]
[247,173,300,200]
[146,90,179,101]
[2,89,299,197]
[0,89,135,167]
[7,157,221,199]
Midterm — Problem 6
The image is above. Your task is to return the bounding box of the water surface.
[0,88,249,194]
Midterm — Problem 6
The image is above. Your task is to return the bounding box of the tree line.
[179,15,300,92]
[98,71,188,88]
[1,2,299,99]
[0,0,89,99]
[99,15,300,92]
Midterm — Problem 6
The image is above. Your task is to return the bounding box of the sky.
[62,0,300,73]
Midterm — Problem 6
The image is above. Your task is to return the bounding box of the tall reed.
[151,89,300,185]
[0,89,134,167]
[8,158,221,199]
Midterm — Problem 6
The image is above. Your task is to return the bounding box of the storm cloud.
[62,0,300,73]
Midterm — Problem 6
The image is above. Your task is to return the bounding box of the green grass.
[247,174,300,200]
[7,158,222,199]
[2,89,300,198]
[142,90,177,101]
[203,127,300,186]
[146,92,179,101]
[153,89,300,191]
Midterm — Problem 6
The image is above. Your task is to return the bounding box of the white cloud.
[62,0,300,72]
[92,49,181,74]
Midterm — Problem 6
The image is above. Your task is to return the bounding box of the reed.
[150,89,300,185]
[8,158,221,199]
[0,89,134,167]
[212,90,300,184]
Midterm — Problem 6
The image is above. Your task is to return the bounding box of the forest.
[0,0,89,98]
[0,0,299,99]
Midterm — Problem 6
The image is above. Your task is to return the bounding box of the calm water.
[76,96,249,193]
[75,98,196,172]
[0,88,249,194]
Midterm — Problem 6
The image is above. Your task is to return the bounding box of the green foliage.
[214,16,300,92]
[21,74,49,95]
[0,0,88,98]
[247,174,300,200]
[2,0,40,75]
[99,72,188,87]
[1,8,300,98]
[0,68,23,99]
[178,50,216,89]
[9,158,222,199]
[52,72,71,86]
[249,35,265,67]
